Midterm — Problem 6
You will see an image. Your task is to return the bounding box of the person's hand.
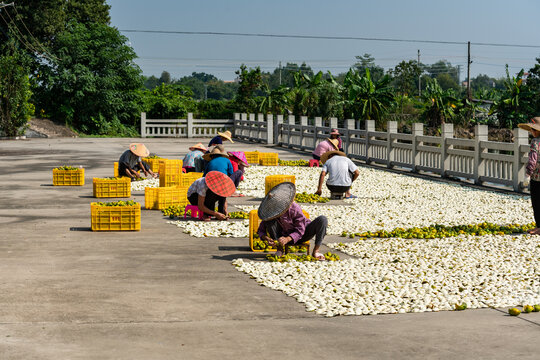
[315,189,322,196]
[523,176,531,188]
[278,236,291,246]
[215,212,227,220]
[262,235,276,246]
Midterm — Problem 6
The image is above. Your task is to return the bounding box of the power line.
[11,4,58,61]
[119,29,540,49]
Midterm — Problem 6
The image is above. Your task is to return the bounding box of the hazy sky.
[107,0,540,81]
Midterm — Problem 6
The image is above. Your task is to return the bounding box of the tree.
[424,60,460,89]
[354,54,385,83]
[389,60,422,114]
[420,78,458,127]
[159,71,171,85]
[143,75,160,90]
[490,67,533,129]
[234,65,263,113]
[343,68,394,123]
[143,83,194,119]
[36,22,143,135]
[0,43,34,136]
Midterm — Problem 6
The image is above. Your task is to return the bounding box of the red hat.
[205,171,236,197]
[330,128,341,135]
[227,151,250,167]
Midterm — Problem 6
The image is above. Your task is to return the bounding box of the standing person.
[208,130,234,148]
[187,171,236,221]
[118,143,157,180]
[203,146,243,188]
[312,138,339,160]
[315,150,360,199]
[257,182,329,260]
[330,128,344,151]
[519,118,540,235]
[183,143,207,173]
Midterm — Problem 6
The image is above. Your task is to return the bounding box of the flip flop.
[230,192,245,197]
[345,194,358,199]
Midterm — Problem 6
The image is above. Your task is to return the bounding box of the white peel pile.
[131,178,159,191]
[170,166,532,237]
[233,234,540,317]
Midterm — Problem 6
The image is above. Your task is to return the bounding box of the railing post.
[241,113,248,138]
[441,123,454,177]
[344,119,355,155]
[275,115,283,146]
[412,123,424,172]
[474,124,488,185]
[249,113,255,140]
[513,127,528,192]
[257,113,264,141]
[314,117,322,149]
[266,114,274,145]
[187,113,193,138]
[287,115,295,148]
[300,116,308,150]
[233,113,240,137]
[365,120,375,164]
[330,117,338,130]
[141,112,146,138]
[387,121,398,168]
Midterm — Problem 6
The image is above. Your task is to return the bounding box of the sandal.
[345,194,358,199]
[313,252,326,261]
[230,192,245,197]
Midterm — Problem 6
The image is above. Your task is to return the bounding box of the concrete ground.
[0,137,538,360]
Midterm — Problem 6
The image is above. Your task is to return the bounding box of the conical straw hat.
[129,143,150,157]
[258,182,296,221]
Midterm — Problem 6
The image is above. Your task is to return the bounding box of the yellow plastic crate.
[142,157,165,173]
[249,209,309,252]
[159,159,184,187]
[93,177,131,198]
[91,202,140,231]
[244,151,260,165]
[264,175,296,195]
[179,172,203,188]
[145,186,188,210]
[114,162,119,177]
[53,168,85,186]
[259,152,279,166]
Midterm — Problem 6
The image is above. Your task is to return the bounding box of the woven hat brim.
[129,143,150,157]
[227,152,249,167]
[205,171,236,197]
[189,144,207,152]
[218,131,234,143]
[518,123,540,132]
[258,182,296,221]
[202,152,229,162]
[320,150,347,164]
[327,138,339,150]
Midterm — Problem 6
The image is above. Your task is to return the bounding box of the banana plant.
[490,66,533,128]
[420,78,458,127]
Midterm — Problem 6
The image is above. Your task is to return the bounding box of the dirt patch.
[27,118,78,138]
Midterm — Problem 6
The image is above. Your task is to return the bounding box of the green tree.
[259,85,290,115]
[354,54,385,83]
[234,65,263,113]
[142,83,194,119]
[343,68,394,123]
[0,43,34,136]
[490,67,533,128]
[143,75,160,90]
[159,71,171,85]
[420,78,458,127]
[36,22,143,135]
[435,73,460,91]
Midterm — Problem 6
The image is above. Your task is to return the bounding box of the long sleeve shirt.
[119,149,140,169]
[257,202,311,243]
[526,137,540,180]
[312,139,336,158]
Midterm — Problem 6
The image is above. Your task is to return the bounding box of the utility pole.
[417,49,421,96]
[457,65,461,85]
[467,41,472,101]
[279,61,282,86]
[204,84,207,100]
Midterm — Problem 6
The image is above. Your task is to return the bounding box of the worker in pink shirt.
[312,138,338,160]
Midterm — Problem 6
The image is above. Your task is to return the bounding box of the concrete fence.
[233,113,530,193]
[140,112,234,138]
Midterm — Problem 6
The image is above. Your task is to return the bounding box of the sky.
[107,0,540,81]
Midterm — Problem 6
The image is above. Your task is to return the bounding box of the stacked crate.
[264,175,296,195]
[91,202,140,231]
[159,159,183,187]
[145,186,188,210]
[93,177,131,198]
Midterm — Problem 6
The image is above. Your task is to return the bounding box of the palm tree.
[343,68,394,124]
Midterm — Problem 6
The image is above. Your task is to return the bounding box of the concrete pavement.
[0,137,538,359]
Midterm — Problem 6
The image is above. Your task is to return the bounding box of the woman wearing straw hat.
[312,138,339,161]
[183,142,207,173]
[187,171,236,221]
[257,182,329,260]
[203,146,244,189]
[518,117,540,234]
[329,128,344,151]
[118,143,157,180]
[208,130,234,148]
